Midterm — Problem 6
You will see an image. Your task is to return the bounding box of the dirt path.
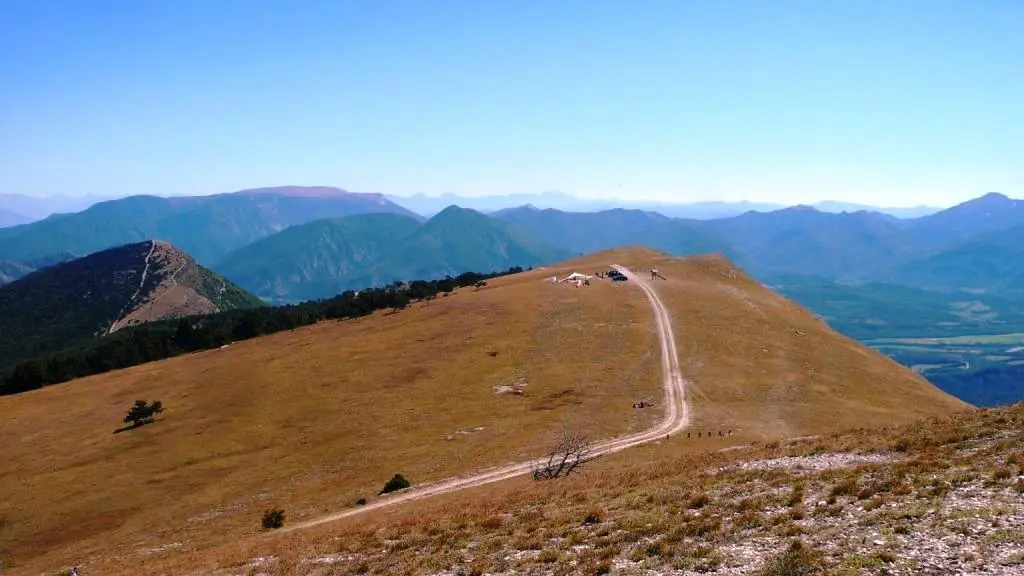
[145,256,188,310]
[281,265,689,533]
[108,240,156,334]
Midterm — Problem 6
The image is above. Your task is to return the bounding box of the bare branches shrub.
[533,430,598,480]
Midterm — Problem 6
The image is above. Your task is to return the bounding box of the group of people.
[686,430,734,438]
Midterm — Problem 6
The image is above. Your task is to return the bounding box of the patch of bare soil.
[494,376,528,395]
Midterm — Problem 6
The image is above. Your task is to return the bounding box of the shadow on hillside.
[112,419,158,434]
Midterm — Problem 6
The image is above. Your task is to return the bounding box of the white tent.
[557,272,593,283]
[554,272,593,287]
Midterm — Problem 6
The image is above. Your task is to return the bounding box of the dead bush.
[532,430,598,480]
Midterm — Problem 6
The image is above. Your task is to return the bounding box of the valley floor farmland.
[864,333,1024,407]
[0,259,661,574]
[769,275,1024,407]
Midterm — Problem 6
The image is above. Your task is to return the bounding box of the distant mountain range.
[0,187,1020,303]
[385,191,943,219]
[0,240,262,367]
[1,189,943,229]
[0,186,418,266]
[0,208,32,228]
[0,193,119,223]
[214,190,1024,301]
[2,188,1023,407]
[0,253,75,284]
[218,207,572,303]
[490,192,1024,289]
[216,212,422,303]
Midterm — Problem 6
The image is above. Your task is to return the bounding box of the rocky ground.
[198,404,1024,575]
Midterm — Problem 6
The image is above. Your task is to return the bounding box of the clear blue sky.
[2,0,1021,207]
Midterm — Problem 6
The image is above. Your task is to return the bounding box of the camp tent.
[555,272,593,287]
[557,272,593,283]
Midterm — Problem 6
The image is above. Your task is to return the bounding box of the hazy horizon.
[2,1,1021,207]
[2,185,1016,210]
[2,186,988,211]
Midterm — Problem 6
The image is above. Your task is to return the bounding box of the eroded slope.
[110,241,263,332]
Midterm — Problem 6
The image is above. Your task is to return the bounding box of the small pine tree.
[262,508,285,529]
[379,473,411,495]
[123,399,164,428]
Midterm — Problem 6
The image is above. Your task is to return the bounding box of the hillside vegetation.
[769,276,1024,340]
[216,213,423,303]
[218,206,572,302]
[767,275,1024,406]
[0,241,262,372]
[0,267,524,396]
[0,259,35,285]
[6,190,1024,309]
[0,247,968,574]
[0,253,76,285]
[879,240,1024,292]
[358,206,572,289]
[491,192,1024,294]
[491,206,739,260]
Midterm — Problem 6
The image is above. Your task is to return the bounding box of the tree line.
[1,268,523,396]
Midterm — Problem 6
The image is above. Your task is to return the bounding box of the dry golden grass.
[163,402,1018,576]
[0,257,659,573]
[0,247,972,575]
[603,248,970,437]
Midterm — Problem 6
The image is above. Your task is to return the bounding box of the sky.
[1,0,1022,207]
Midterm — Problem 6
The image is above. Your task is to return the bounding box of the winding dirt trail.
[281,265,689,533]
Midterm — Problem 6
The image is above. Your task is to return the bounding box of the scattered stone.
[719,452,901,474]
[493,376,528,395]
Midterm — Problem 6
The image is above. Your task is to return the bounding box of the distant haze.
[0,189,948,225]
[383,191,945,219]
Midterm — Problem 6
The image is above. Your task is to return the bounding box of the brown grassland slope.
[0,247,972,575]
[0,253,660,574]
[604,248,970,437]
[189,401,1019,576]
